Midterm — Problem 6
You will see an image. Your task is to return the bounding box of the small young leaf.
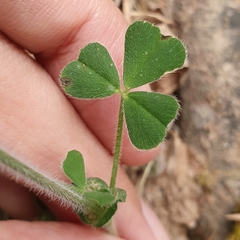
[60,43,120,99]
[111,188,126,203]
[124,91,179,149]
[123,21,186,89]
[83,178,126,206]
[63,150,86,188]
[78,203,118,228]
[83,191,115,206]
[93,204,117,228]
[78,187,126,227]
[85,177,109,192]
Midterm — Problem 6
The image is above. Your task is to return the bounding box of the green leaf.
[78,187,126,227]
[123,91,179,149]
[111,188,126,203]
[78,203,117,228]
[63,150,86,188]
[85,177,109,192]
[123,21,186,89]
[83,179,126,206]
[60,43,120,99]
[93,204,117,228]
[83,191,115,206]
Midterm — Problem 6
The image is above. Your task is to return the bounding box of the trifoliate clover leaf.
[60,21,185,149]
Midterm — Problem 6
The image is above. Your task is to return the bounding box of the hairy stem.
[0,149,92,212]
[110,96,124,189]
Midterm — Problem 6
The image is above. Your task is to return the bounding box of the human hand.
[0,0,169,239]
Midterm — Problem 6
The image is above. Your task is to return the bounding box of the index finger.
[0,0,159,165]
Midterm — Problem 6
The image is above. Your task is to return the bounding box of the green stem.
[110,96,124,189]
[0,149,93,212]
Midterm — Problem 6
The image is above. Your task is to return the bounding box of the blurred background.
[114,1,240,239]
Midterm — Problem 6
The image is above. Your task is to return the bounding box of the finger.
[141,200,170,240]
[0,33,157,239]
[0,0,159,165]
[0,175,41,220]
[0,220,123,240]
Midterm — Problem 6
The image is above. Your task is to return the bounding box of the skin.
[0,0,169,239]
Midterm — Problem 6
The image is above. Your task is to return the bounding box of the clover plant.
[0,21,186,229]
